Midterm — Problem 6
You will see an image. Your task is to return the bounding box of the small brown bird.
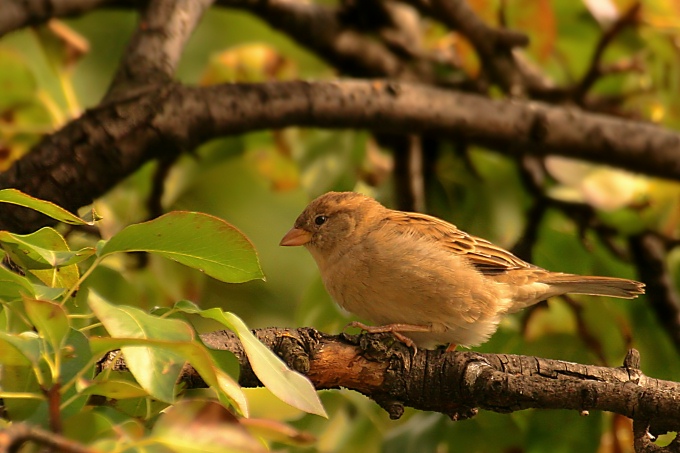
[280,192,645,350]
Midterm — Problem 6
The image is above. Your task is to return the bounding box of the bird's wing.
[385,211,535,275]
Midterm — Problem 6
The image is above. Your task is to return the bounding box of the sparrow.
[280,192,645,350]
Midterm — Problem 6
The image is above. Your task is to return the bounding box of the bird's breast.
[315,230,504,328]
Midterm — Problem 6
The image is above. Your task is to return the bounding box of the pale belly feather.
[315,231,511,347]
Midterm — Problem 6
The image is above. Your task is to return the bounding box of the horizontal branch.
[1,79,679,232]
[196,328,679,434]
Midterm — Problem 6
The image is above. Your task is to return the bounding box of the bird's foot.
[345,321,431,352]
[445,343,458,353]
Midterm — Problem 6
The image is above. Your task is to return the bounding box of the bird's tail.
[540,274,645,299]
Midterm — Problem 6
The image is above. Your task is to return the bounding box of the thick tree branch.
[1,79,679,232]
[191,328,680,435]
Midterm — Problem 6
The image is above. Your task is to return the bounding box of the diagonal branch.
[573,2,642,104]
[404,0,532,94]
[221,0,430,80]
[103,0,213,101]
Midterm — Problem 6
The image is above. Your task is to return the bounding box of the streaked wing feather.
[386,211,534,274]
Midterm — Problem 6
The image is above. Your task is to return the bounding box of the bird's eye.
[314,215,327,226]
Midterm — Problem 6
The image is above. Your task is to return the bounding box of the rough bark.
[1,80,679,232]
[179,328,680,435]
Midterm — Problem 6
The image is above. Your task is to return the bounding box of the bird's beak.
[279,227,312,246]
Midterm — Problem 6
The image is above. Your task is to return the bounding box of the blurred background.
[1,0,679,451]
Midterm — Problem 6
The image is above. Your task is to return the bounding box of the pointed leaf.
[99,211,264,283]
[89,296,194,403]
[0,266,35,302]
[32,284,67,300]
[0,189,94,226]
[90,337,248,415]
[174,301,326,418]
[0,331,41,365]
[23,297,70,353]
[79,377,149,399]
[153,399,265,453]
[0,228,95,270]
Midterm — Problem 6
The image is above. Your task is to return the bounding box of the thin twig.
[573,2,642,104]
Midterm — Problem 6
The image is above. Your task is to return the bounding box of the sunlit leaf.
[0,228,92,291]
[90,336,248,415]
[78,377,149,399]
[23,297,69,353]
[99,211,264,283]
[0,189,94,226]
[0,228,94,270]
[89,295,194,403]
[32,284,67,300]
[174,301,327,418]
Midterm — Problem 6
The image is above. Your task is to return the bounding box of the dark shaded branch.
[404,0,532,94]
[2,79,680,232]
[377,134,425,212]
[186,328,680,434]
[223,0,428,80]
[103,0,213,102]
[629,233,680,354]
[573,2,642,104]
[0,0,428,81]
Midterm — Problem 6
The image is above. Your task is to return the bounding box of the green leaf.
[98,211,264,283]
[89,295,194,403]
[152,399,265,453]
[0,266,35,302]
[174,301,327,418]
[23,297,70,353]
[89,296,247,412]
[0,189,95,226]
[32,285,67,300]
[0,331,41,365]
[0,365,44,420]
[59,328,94,418]
[90,336,248,415]
[63,408,120,445]
[79,375,150,399]
[0,49,37,111]
[0,228,95,270]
